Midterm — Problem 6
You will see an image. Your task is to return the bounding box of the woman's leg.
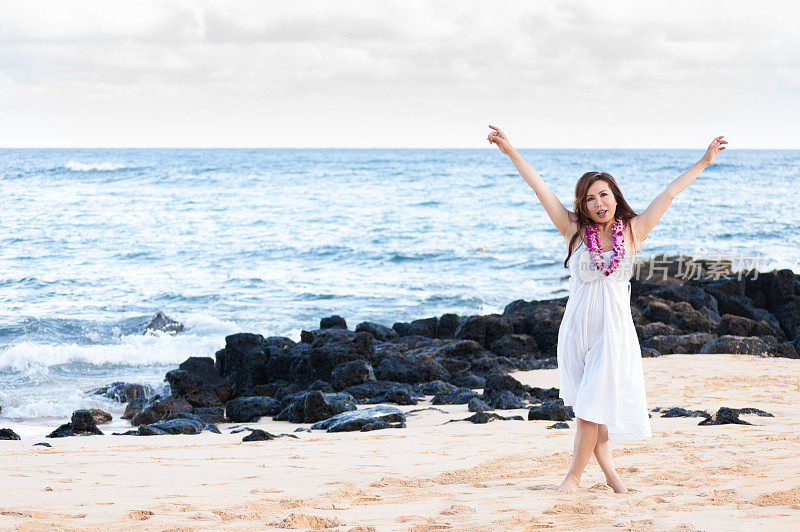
[593,424,628,494]
[557,417,598,493]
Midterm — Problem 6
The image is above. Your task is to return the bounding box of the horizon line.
[0,145,797,150]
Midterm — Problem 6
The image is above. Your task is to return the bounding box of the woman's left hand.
[701,135,728,166]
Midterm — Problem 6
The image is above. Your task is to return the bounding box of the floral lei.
[585,217,626,276]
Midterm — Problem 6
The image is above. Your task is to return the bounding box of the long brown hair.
[563,171,639,268]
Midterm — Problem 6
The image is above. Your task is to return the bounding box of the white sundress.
[556,234,652,443]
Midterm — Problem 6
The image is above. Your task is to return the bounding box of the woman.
[487,126,727,494]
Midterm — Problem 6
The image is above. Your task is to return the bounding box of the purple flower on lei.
[585,218,626,276]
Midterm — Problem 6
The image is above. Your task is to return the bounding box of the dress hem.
[564,399,652,443]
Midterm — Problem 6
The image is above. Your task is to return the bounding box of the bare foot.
[557,473,580,493]
[605,475,628,494]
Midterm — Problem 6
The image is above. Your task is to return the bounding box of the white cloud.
[0,0,797,147]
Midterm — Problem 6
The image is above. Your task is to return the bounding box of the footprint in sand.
[752,486,800,507]
[274,513,342,529]
[439,504,477,515]
[124,510,154,521]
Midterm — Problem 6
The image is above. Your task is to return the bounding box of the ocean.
[1,148,798,428]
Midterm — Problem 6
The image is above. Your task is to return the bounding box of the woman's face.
[585,180,617,224]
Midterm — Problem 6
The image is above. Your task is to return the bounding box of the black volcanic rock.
[643,332,717,354]
[360,420,407,431]
[699,335,771,355]
[292,331,375,386]
[355,322,398,341]
[91,382,154,403]
[320,315,347,329]
[135,420,201,436]
[468,397,492,412]
[308,379,335,392]
[774,297,800,339]
[274,391,358,423]
[704,289,759,319]
[489,334,540,359]
[716,314,784,339]
[457,412,525,424]
[132,395,192,426]
[672,301,718,332]
[436,313,462,339]
[768,342,799,358]
[225,396,282,422]
[431,339,484,360]
[256,381,303,402]
[189,406,225,423]
[657,407,710,418]
[528,305,567,357]
[483,373,528,396]
[214,333,269,395]
[525,386,561,402]
[371,388,417,405]
[213,332,301,394]
[432,388,480,405]
[345,381,415,403]
[374,353,449,383]
[435,355,471,374]
[330,360,376,391]
[310,405,406,432]
[448,371,485,389]
[482,373,529,409]
[122,398,147,420]
[698,407,753,425]
[145,311,184,334]
[242,429,277,441]
[484,389,527,409]
[641,346,661,357]
[389,335,443,351]
[48,410,103,438]
[634,296,670,319]
[455,314,514,349]
[90,409,112,424]
[0,428,21,440]
[413,380,458,396]
[392,317,438,339]
[166,356,232,408]
[528,400,574,422]
[635,296,716,333]
[502,300,566,357]
[648,284,719,314]
[735,407,774,417]
[130,413,220,436]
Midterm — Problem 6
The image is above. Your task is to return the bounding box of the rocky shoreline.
[2,257,798,441]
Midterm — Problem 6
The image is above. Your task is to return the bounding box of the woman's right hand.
[487,125,513,155]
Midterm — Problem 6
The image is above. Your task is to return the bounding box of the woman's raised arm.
[488,125,575,238]
[631,135,728,245]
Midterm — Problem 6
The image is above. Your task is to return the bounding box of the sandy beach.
[0,353,798,531]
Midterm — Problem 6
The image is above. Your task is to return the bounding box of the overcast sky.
[0,0,798,148]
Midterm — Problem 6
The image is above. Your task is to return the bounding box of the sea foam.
[63,161,135,172]
[0,331,224,372]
